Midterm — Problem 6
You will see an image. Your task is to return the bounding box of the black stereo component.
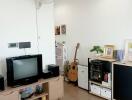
[48,64,59,77]
[42,70,52,79]
[42,64,60,79]
[0,75,4,91]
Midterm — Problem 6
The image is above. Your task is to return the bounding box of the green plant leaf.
[90,45,103,54]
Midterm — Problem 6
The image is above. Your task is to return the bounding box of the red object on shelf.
[104,73,108,82]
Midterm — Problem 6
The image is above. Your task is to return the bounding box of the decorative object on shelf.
[124,39,132,61]
[20,87,34,100]
[61,24,66,34]
[90,46,103,57]
[116,50,124,61]
[103,45,115,59]
[103,72,108,82]
[35,85,44,95]
[102,73,111,87]
[55,26,60,35]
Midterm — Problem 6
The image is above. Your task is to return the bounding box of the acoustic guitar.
[68,43,80,82]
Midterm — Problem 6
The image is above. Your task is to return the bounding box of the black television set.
[6,54,43,87]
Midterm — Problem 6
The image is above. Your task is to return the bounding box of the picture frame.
[55,26,60,35]
[103,45,115,59]
[61,24,66,34]
[124,39,132,61]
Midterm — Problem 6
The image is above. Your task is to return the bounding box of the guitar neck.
[73,49,78,62]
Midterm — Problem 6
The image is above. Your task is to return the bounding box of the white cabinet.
[78,65,88,90]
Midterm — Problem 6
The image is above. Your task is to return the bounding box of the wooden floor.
[63,82,104,100]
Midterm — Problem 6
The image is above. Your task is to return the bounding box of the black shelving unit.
[88,58,113,100]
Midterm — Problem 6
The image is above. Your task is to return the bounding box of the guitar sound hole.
[72,66,75,70]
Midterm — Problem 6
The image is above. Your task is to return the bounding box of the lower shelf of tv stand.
[0,76,64,100]
[27,92,48,100]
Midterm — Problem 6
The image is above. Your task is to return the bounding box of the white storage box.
[90,84,101,95]
[100,87,111,99]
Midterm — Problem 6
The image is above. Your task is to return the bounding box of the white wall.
[0,0,55,77]
[55,0,132,65]
[37,3,55,70]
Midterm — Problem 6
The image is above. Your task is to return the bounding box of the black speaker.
[48,64,59,77]
[0,75,4,91]
[42,69,52,79]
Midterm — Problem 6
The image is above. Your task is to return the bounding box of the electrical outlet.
[8,43,18,48]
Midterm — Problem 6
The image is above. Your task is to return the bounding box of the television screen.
[13,58,38,80]
[6,54,42,86]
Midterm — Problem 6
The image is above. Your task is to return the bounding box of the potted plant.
[90,46,103,56]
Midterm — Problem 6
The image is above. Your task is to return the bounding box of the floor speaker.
[0,75,4,91]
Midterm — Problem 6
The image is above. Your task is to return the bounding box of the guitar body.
[68,43,80,82]
[68,62,78,82]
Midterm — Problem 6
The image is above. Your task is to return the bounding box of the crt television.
[6,54,43,87]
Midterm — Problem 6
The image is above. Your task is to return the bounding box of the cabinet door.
[49,76,64,100]
[0,91,19,100]
[57,76,64,99]
[113,64,132,99]
[78,65,88,90]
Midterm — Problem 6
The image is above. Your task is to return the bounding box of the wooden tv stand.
[0,76,64,100]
